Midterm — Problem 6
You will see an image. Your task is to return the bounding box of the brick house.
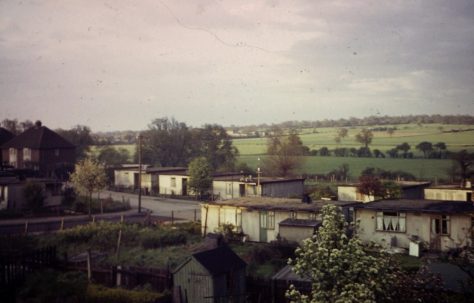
[0,127,15,165]
[1,121,75,178]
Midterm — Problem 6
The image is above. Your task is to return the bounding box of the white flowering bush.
[286,204,396,303]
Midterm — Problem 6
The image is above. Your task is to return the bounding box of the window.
[432,215,450,235]
[226,183,232,195]
[23,148,31,161]
[171,177,176,188]
[9,148,17,167]
[376,212,406,232]
[260,211,275,230]
[289,211,297,219]
[309,212,317,220]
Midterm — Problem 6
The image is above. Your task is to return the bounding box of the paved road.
[0,191,202,235]
[98,191,201,221]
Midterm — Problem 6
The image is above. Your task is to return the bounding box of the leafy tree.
[356,175,385,200]
[286,204,395,303]
[396,142,411,158]
[188,157,213,199]
[434,142,447,158]
[1,118,34,135]
[416,141,433,158]
[195,124,239,171]
[263,130,306,177]
[139,117,192,167]
[23,181,45,213]
[319,147,330,156]
[56,125,94,160]
[327,163,350,181]
[97,146,130,166]
[355,128,373,149]
[386,148,399,158]
[451,150,474,186]
[69,158,107,218]
[337,127,348,139]
[373,149,385,158]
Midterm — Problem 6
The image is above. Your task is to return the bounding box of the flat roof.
[204,197,359,211]
[338,181,431,189]
[425,185,473,191]
[146,167,186,173]
[354,199,474,214]
[213,176,305,184]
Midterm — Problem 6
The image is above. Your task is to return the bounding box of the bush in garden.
[86,284,167,303]
[140,230,187,249]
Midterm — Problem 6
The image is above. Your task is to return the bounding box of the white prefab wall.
[424,188,472,201]
[356,209,473,251]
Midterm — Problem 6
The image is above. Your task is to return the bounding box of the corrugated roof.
[192,245,246,276]
[354,199,474,214]
[1,124,75,149]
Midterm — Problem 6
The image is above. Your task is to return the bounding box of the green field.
[238,155,454,181]
[94,123,473,181]
[233,124,474,156]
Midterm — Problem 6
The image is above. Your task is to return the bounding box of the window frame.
[170,177,176,188]
[431,215,450,236]
[376,211,406,233]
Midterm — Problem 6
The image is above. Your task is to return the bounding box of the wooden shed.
[173,245,247,303]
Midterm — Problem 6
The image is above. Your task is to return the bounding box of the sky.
[1,0,473,131]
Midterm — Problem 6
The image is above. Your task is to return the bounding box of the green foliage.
[71,196,131,214]
[69,158,107,217]
[96,145,130,166]
[56,125,94,160]
[355,128,374,148]
[23,181,45,213]
[287,204,396,303]
[263,130,307,177]
[139,118,238,171]
[308,185,336,200]
[18,270,88,303]
[86,284,165,303]
[140,230,187,249]
[188,156,213,198]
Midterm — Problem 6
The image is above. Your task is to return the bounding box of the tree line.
[231,114,474,131]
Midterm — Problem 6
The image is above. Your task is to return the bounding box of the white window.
[432,215,450,235]
[171,177,176,188]
[260,211,275,230]
[9,148,17,167]
[309,212,317,220]
[376,212,406,232]
[23,148,31,161]
[226,183,233,195]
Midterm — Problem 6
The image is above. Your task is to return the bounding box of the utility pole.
[138,133,142,213]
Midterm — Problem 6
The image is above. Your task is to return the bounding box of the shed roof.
[192,245,246,276]
[338,181,431,189]
[206,197,359,211]
[146,167,187,174]
[213,175,305,184]
[1,123,74,150]
[354,199,474,214]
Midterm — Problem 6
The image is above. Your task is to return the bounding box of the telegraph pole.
[138,133,142,213]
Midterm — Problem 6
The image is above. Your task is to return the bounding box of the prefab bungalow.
[201,197,358,243]
[212,176,305,200]
[337,181,431,203]
[354,199,474,252]
[113,164,152,193]
[424,185,473,202]
[173,245,247,303]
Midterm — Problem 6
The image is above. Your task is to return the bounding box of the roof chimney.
[35,120,42,128]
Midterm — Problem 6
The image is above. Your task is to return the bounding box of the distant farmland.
[96,123,473,181]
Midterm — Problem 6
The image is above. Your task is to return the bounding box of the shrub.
[86,284,166,303]
[140,230,187,249]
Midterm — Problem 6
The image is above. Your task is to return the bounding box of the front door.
[182,178,188,196]
[259,211,268,242]
[239,184,245,197]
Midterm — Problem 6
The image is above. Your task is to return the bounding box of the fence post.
[171,211,174,225]
[194,209,197,222]
[24,220,28,235]
[60,218,64,231]
[86,249,92,282]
